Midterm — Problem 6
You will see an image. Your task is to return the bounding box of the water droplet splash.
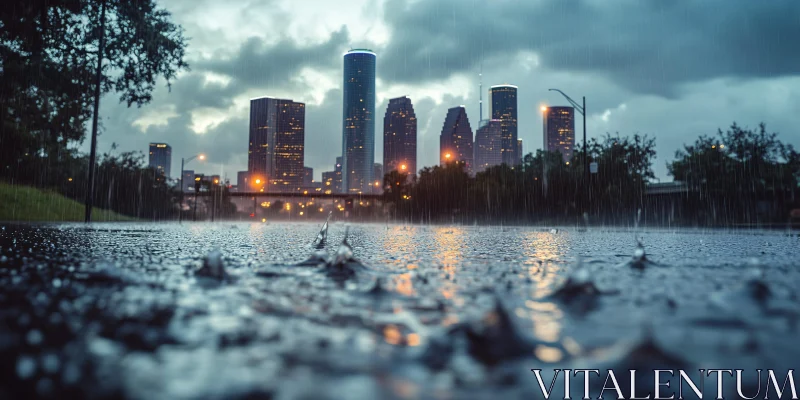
[196,248,226,279]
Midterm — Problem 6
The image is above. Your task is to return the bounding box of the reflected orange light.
[383,325,402,345]
[395,273,415,296]
[407,333,420,347]
[400,164,407,171]
[541,106,548,112]
[445,153,451,159]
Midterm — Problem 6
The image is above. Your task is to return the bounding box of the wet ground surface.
[0,222,799,399]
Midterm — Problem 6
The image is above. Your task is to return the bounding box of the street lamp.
[549,88,588,214]
[179,153,205,223]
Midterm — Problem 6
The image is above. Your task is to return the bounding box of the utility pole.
[84,0,107,223]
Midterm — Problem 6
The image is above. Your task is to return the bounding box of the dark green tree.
[1,0,188,187]
[669,122,798,224]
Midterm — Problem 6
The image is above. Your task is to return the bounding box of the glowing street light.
[400,164,407,171]
[541,105,548,112]
[445,153,452,160]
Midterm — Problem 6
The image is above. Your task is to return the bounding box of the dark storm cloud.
[168,72,239,112]
[197,26,350,90]
[379,0,800,94]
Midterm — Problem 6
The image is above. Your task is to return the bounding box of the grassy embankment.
[0,182,134,222]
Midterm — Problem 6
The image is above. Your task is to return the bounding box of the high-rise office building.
[439,106,474,173]
[543,106,575,162]
[303,167,313,187]
[474,119,503,173]
[383,96,417,177]
[248,97,305,192]
[490,85,518,166]
[517,139,523,162]
[341,49,376,193]
[148,143,172,179]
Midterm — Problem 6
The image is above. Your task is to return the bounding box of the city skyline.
[94,0,800,183]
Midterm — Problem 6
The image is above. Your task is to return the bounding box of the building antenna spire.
[479,63,483,123]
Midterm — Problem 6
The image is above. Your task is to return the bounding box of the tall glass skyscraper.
[474,119,502,173]
[383,96,417,177]
[248,97,306,191]
[489,85,518,166]
[341,49,376,193]
[543,106,575,162]
[148,143,171,179]
[439,106,474,173]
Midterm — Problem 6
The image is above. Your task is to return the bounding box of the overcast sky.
[87,0,800,183]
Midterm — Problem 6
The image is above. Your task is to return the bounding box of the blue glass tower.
[490,84,519,166]
[341,49,376,193]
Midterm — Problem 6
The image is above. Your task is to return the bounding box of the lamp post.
[548,89,588,214]
[179,154,205,223]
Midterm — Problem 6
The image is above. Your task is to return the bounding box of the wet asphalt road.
[0,222,799,399]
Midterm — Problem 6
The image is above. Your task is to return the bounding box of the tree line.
[384,124,799,227]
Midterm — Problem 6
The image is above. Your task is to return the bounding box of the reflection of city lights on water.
[522,230,567,342]
[535,345,563,362]
[433,227,466,302]
[382,324,420,347]
[394,273,415,296]
[384,325,402,345]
